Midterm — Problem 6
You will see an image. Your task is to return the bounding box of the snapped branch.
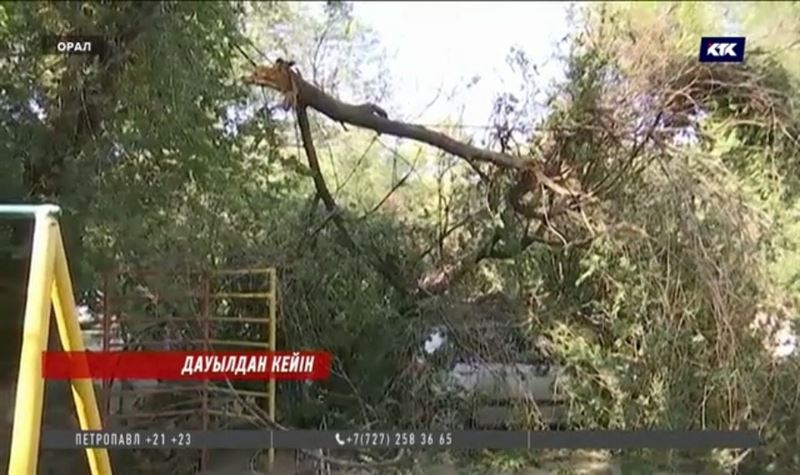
[244,60,587,296]
[245,61,529,170]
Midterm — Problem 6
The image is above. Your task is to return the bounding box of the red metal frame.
[99,267,277,472]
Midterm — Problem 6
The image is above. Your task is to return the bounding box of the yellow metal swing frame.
[2,204,111,475]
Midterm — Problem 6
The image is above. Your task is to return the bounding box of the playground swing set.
[3,203,283,475]
[1,204,112,475]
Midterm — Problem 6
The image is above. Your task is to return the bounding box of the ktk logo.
[699,37,746,63]
[707,43,737,57]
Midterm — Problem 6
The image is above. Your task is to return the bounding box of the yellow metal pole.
[267,268,277,472]
[8,211,58,475]
[51,223,112,475]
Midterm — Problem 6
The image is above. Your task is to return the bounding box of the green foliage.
[267,209,421,428]
[447,4,800,471]
[487,5,800,472]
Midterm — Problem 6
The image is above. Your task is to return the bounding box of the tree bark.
[292,74,529,169]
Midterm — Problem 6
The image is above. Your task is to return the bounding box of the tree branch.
[295,105,412,296]
[246,63,530,170]
[245,60,586,297]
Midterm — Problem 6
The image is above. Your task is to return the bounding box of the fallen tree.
[244,59,600,297]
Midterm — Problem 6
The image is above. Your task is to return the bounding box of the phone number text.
[341,431,453,448]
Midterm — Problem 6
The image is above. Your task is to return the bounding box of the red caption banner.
[42,351,332,381]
